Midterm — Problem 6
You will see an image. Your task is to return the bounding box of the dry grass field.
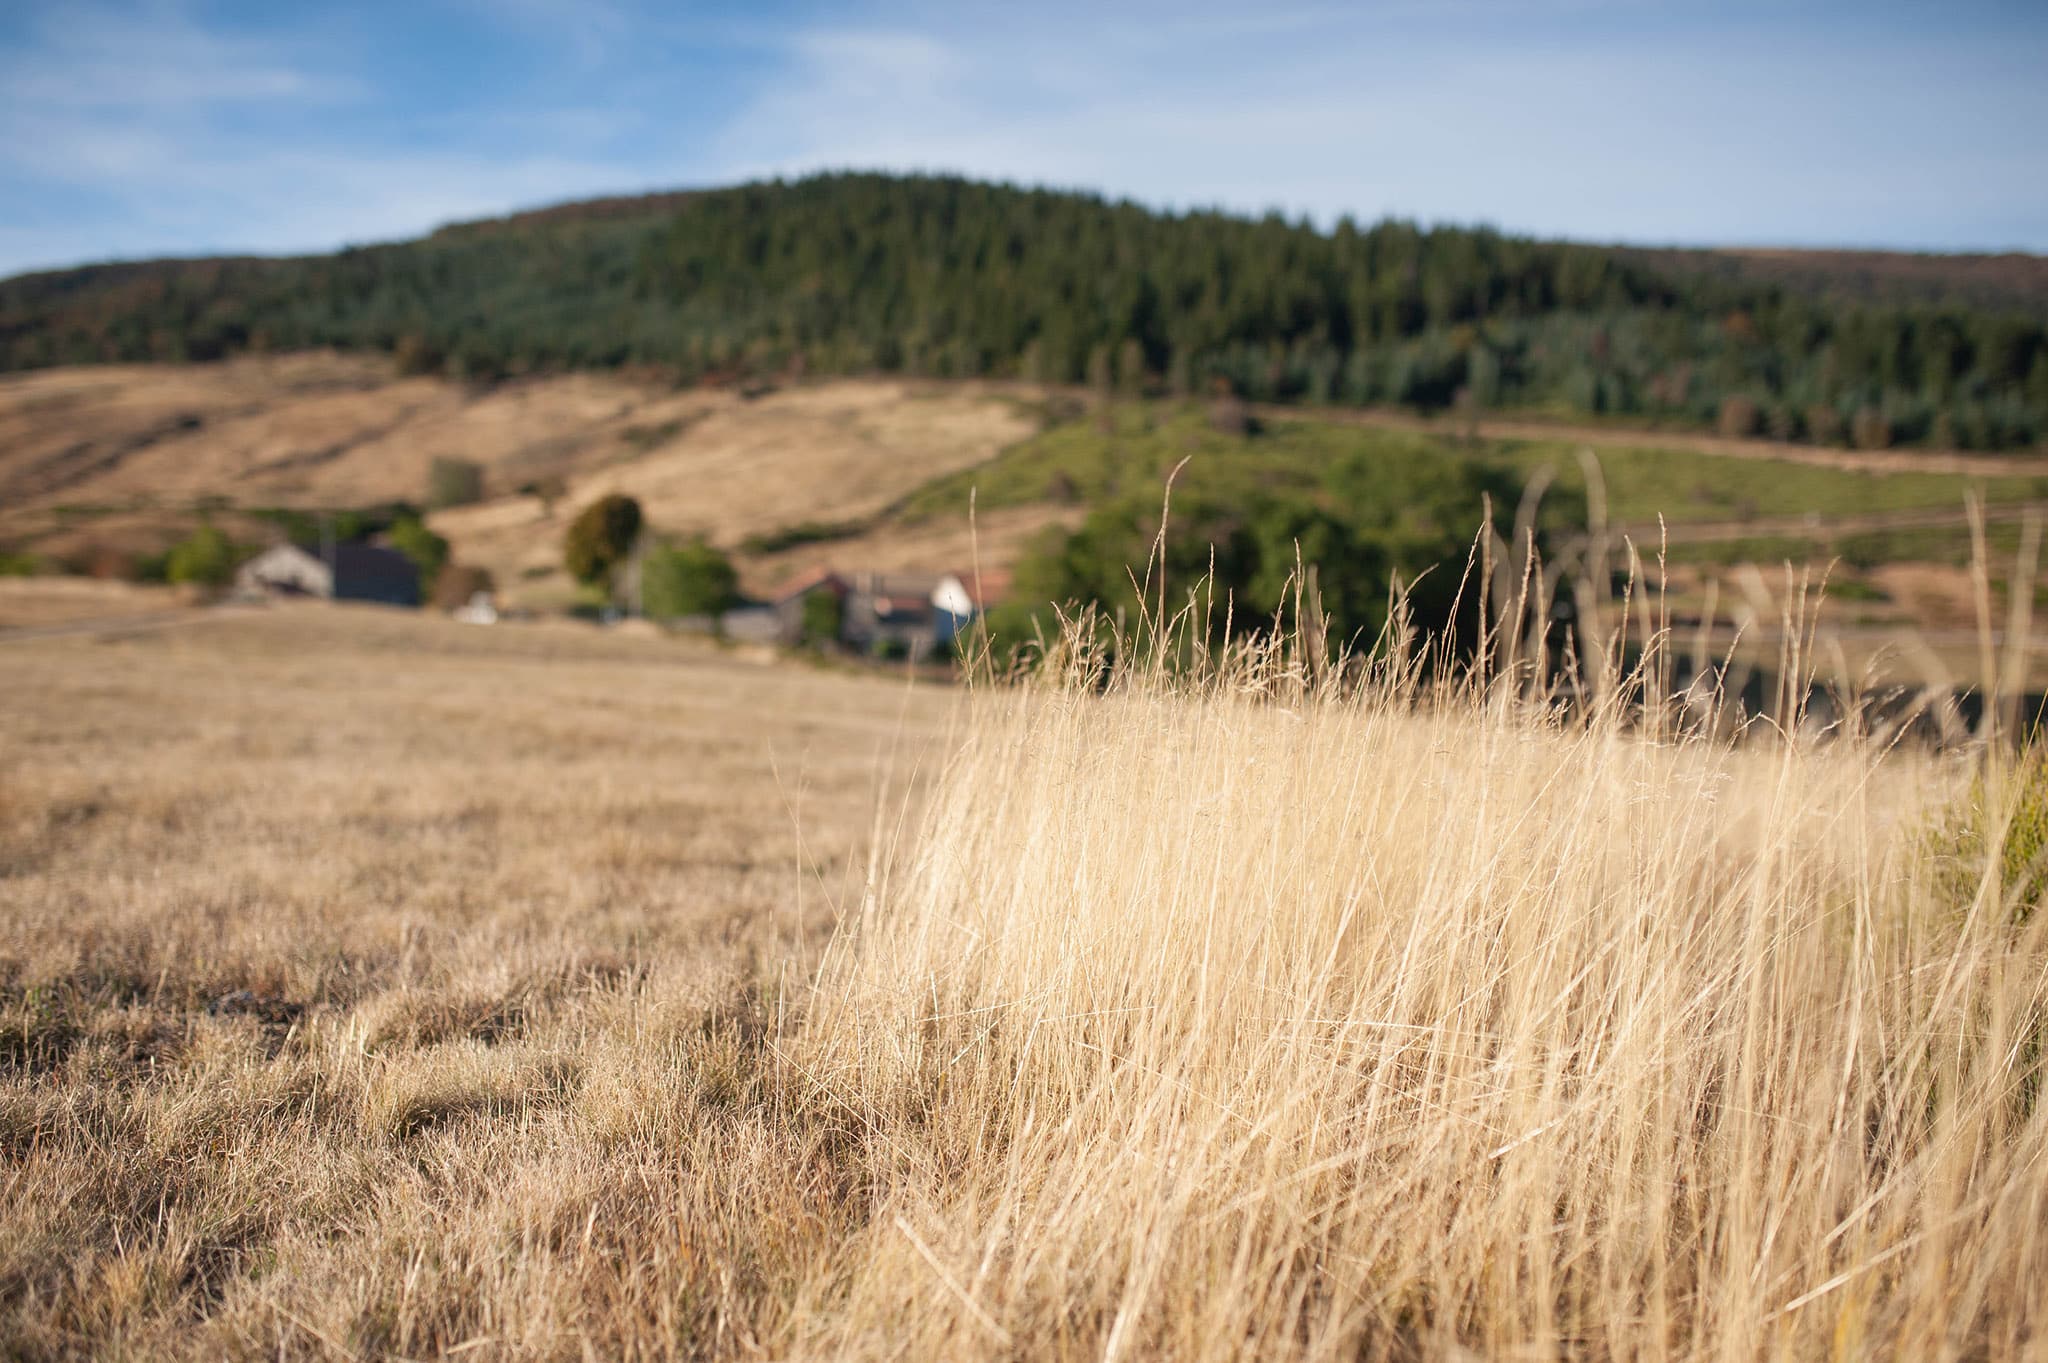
[4,597,2047,1359]
[0,604,955,1359]
[0,579,186,632]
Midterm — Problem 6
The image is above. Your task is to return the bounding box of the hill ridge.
[3,172,2044,452]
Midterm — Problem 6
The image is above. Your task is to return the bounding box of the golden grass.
[803,644,2047,1358]
[0,605,950,1359]
[0,578,184,631]
[3,603,2045,1359]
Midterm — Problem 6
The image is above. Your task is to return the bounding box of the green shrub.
[164,527,239,587]
[386,517,450,593]
[1825,578,1890,604]
[799,589,844,646]
[1934,746,2048,924]
[642,538,739,621]
[0,550,41,577]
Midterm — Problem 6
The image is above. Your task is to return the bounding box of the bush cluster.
[985,439,1538,661]
[641,537,738,621]
[164,526,240,587]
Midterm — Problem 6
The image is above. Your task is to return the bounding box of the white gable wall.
[237,544,333,598]
[930,575,975,618]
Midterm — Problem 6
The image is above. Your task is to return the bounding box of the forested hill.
[4,172,2045,451]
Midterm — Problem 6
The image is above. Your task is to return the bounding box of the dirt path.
[1618,499,2048,546]
[0,605,237,644]
[1253,403,2048,478]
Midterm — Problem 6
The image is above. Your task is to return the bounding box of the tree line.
[2,173,2044,450]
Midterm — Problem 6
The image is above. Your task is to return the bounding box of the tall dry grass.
[3,598,2045,1359]
[797,616,2048,1359]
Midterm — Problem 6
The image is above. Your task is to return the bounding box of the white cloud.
[0,1,666,271]
[26,139,655,258]
[0,1,355,110]
[0,102,661,270]
[460,0,633,69]
[0,0,2041,274]
[703,9,2048,250]
[786,28,960,92]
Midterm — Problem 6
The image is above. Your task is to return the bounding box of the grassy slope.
[896,398,2048,541]
[882,401,2048,647]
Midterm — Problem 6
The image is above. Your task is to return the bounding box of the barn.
[236,543,421,607]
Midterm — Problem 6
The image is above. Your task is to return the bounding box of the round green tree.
[563,495,643,589]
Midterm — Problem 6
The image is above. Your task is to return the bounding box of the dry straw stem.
[803,612,2048,1359]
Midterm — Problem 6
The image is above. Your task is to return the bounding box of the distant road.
[0,605,238,645]
[1251,403,2048,479]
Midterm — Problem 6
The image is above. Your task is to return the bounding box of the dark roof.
[773,569,849,605]
[331,544,420,605]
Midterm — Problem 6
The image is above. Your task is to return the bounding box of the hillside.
[13,353,2048,658]
[3,173,2043,452]
[0,355,1044,603]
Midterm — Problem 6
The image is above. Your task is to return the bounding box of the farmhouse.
[770,569,995,659]
[236,543,421,607]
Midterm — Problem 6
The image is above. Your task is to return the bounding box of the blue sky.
[1,0,2044,277]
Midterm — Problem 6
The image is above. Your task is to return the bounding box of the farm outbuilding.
[236,544,421,607]
[772,569,850,643]
[765,566,1004,657]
